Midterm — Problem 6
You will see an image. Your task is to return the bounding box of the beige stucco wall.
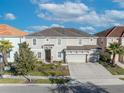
[26,36,98,62]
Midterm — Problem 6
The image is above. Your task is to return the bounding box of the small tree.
[106,42,124,66]
[0,40,13,66]
[14,42,37,82]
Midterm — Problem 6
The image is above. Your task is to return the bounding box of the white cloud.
[27,24,64,32]
[27,25,48,31]
[50,24,64,28]
[80,26,96,34]
[4,13,16,20]
[113,0,124,8]
[104,10,124,19]
[39,2,89,17]
[32,1,124,27]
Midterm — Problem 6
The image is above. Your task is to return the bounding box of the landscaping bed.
[29,63,70,76]
[2,63,70,76]
[99,61,124,75]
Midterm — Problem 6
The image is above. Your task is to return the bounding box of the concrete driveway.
[68,63,124,85]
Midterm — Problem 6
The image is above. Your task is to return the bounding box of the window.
[33,39,36,45]
[37,52,41,58]
[79,39,82,45]
[58,39,61,45]
[58,52,61,58]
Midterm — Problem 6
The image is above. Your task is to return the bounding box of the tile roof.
[66,45,100,50]
[0,24,28,36]
[28,27,91,37]
[95,26,124,37]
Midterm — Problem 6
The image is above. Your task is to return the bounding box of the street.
[0,84,124,93]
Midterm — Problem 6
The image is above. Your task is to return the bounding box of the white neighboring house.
[0,24,28,63]
[26,27,100,63]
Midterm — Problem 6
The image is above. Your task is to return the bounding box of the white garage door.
[66,54,86,63]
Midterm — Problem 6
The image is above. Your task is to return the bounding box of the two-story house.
[96,26,124,62]
[0,24,28,63]
[26,27,100,63]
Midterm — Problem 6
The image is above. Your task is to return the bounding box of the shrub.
[53,61,64,64]
[99,51,111,63]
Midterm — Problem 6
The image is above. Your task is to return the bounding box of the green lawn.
[35,79,51,84]
[0,78,26,83]
[29,71,69,76]
[100,61,124,75]
[0,78,51,84]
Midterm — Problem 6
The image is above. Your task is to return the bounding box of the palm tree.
[106,42,124,66]
[0,40,13,66]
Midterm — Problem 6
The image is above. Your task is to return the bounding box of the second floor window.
[33,39,36,45]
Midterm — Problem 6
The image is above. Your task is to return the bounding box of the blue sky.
[0,0,124,34]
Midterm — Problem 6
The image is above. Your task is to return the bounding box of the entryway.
[45,49,51,62]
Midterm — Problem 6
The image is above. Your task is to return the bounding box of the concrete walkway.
[68,63,124,85]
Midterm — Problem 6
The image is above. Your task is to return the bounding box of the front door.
[45,49,51,62]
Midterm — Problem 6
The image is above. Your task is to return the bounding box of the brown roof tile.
[96,26,124,37]
[28,27,91,37]
[95,27,115,37]
[0,24,28,36]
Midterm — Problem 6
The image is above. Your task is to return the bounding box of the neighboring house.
[26,27,100,63]
[0,24,28,62]
[96,26,124,62]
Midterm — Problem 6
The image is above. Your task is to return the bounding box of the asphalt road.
[0,84,124,93]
